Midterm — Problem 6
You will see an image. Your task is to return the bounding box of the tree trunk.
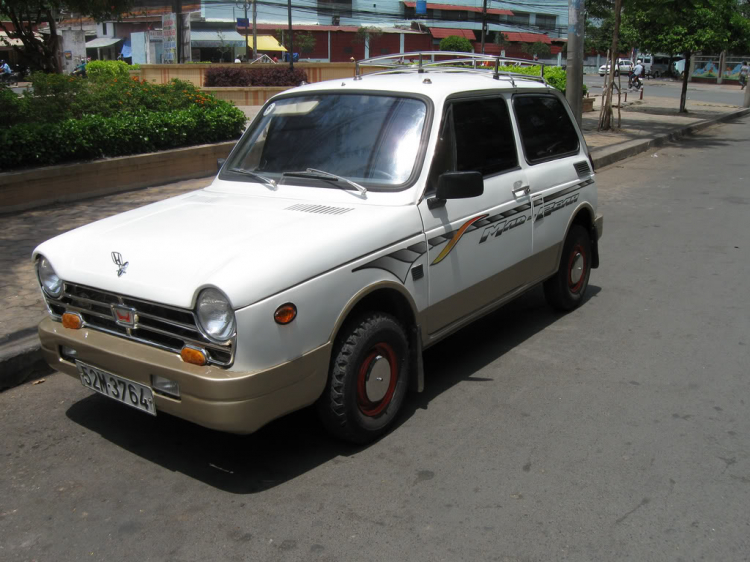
[679,50,691,113]
[598,0,622,131]
[46,8,61,73]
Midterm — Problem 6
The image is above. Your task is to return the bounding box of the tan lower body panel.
[426,243,561,335]
[38,317,331,434]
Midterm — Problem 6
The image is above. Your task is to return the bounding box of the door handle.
[512,184,530,197]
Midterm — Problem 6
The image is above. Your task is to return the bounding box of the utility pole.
[744,80,750,108]
[252,0,257,61]
[480,0,488,54]
[174,0,183,64]
[565,0,585,125]
[287,0,294,70]
[243,0,249,59]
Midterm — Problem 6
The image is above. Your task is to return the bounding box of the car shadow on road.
[66,284,601,494]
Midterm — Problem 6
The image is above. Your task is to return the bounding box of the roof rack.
[354,51,549,87]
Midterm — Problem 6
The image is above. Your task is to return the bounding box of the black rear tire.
[543,224,592,311]
[316,312,410,444]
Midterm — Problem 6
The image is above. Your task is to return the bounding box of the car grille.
[44,282,234,367]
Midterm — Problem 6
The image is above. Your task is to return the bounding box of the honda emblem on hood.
[111,252,129,277]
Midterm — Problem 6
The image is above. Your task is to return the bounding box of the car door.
[418,94,532,336]
[511,93,593,279]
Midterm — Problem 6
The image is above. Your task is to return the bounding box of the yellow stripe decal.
[431,214,488,266]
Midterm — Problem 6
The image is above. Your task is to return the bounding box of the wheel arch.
[329,282,420,347]
[328,281,424,393]
[558,202,600,269]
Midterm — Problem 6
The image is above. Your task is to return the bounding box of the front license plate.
[77,362,156,416]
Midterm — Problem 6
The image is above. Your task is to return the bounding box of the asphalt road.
[2,117,750,562]
[584,74,747,106]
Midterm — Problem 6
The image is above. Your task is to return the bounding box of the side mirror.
[217,158,226,173]
[436,171,484,200]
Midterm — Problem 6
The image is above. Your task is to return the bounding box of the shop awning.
[429,28,476,40]
[246,35,287,52]
[190,30,246,48]
[86,37,123,49]
[0,31,42,48]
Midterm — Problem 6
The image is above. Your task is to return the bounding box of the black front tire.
[544,225,592,311]
[316,312,410,444]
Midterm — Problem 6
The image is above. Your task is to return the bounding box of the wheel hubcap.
[567,244,587,293]
[570,252,584,285]
[357,343,398,417]
[365,355,391,403]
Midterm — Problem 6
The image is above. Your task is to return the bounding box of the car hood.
[33,190,423,310]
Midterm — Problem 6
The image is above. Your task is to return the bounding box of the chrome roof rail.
[355,51,549,87]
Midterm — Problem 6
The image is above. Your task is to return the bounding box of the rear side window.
[513,95,580,164]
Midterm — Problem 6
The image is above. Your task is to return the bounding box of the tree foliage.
[522,41,552,58]
[0,1,134,72]
[494,31,509,47]
[625,0,750,111]
[439,35,474,53]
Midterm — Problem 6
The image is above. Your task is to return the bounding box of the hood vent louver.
[285,203,353,215]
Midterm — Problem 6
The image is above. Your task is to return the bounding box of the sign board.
[162,13,177,62]
[416,0,427,15]
[149,29,163,41]
[237,18,249,28]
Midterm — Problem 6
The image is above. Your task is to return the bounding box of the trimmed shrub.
[0,86,26,128]
[439,36,474,53]
[503,65,587,96]
[204,66,308,87]
[11,77,226,125]
[0,104,246,171]
[87,60,131,80]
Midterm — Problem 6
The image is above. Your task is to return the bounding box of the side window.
[427,97,518,192]
[513,95,580,164]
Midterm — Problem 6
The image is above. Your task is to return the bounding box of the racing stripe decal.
[431,214,488,266]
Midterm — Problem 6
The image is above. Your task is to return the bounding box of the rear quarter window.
[513,95,580,164]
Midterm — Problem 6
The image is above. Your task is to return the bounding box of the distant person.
[1,60,12,84]
[630,60,644,90]
[740,61,748,90]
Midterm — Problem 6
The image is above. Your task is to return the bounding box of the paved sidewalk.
[1,96,748,389]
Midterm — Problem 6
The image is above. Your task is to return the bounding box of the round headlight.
[37,257,63,298]
[196,288,236,342]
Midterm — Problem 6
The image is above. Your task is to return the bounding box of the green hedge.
[87,60,131,80]
[0,104,246,171]
[0,75,247,171]
[503,65,588,96]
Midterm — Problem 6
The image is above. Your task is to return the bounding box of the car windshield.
[222,93,428,189]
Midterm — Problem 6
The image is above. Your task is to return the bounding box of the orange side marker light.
[274,303,297,325]
[62,312,83,329]
[181,346,207,366]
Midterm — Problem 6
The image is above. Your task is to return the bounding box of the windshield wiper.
[283,168,367,195]
[227,167,276,189]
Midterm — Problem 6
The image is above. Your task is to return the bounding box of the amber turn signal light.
[181,346,207,366]
[274,303,297,325]
[62,312,83,330]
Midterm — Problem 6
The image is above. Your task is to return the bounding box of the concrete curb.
[2,106,749,392]
[0,332,52,391]
[590,106,750,169]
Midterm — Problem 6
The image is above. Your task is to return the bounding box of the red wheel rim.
[356,342,398,417]
[567,243,587,293]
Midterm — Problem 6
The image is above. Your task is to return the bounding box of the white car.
[34,52,603,443]
[599,58,634,76]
